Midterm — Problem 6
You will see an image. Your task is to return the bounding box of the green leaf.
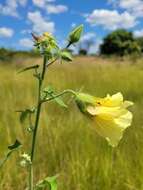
[20,110,29,123]
[54,96,67,108]
[35,175,58,190]
[8,139,21,150]
[68,24,83,45]
[0,139,22,169]
[17,64,39,74]
[43,86,67,108]
[46,176,58,190]
[60,50,72,62]
[43,86,54,95]
[18,108,35,123]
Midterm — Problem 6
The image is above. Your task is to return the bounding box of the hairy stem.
[29,55,47,190]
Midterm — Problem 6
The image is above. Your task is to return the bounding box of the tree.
[136,37,143,53]
[79,49,87,55]
[100,29,141,56]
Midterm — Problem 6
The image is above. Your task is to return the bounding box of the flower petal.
[123,101,134,108]
[87,105,127,118]
[93,112,132,147]
[100,92,123,107]
[115,111,133,129]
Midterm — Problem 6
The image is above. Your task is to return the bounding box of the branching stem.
[28,56,75,190]
[29,55,47,190]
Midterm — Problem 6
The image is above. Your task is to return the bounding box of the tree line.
[79,29,143,56]
[1,29,143,60]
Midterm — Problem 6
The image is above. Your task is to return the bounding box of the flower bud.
[20,153,31,167]
[68,25,83,46]
[75,92,96,105]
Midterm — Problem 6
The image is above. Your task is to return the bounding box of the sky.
[0,0,143,53]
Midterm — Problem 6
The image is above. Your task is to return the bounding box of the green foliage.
[0,26,84,190]
[100,29,141,56]
[17,65,39,74]
[18,108,35,123]
[0,48,39,62]
[60,50,73,62]
[136,37,143,53]
[43,86,67,108]
[79,49,87,55]
[75,99,87,114]
[8,140,21,150]
[35,175,58,190]
[0,140,21,169]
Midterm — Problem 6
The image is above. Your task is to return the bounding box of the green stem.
[29,55,47,190]
[41,89,76,104]
[29,165,33,190]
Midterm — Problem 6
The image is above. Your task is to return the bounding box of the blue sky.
[0,0,143,52]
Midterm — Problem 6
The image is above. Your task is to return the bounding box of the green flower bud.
[75,92,96,105]
[68,25,83,46]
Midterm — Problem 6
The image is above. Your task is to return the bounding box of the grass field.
[0,56,143,190]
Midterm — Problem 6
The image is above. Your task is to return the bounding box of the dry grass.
[0,56,143,190]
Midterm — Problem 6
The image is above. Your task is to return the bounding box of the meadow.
[0,56,143,190]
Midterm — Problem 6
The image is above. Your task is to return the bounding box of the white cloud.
[32,0,68,14]
[86,9,136,30]
[27,11,55,34]
[119,0,140,9]
[18,0,27,6]
[19,38,33,48]
[32,0,55,8]
[0,0,18,17]
[46,5,68,14]
[119,0,143,17]
[81,32,96,42]
[32,0,45,8]
[109,0,143,18]
[89,39,102,54]
[0,0,27,17]
[0,27,14,38]
[21,29,31,35]
[79,32,98,54]
[71,23,76,28]
[134,29,143,37]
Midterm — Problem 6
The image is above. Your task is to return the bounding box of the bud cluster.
[20,153,32,167]
[32,32,58,58]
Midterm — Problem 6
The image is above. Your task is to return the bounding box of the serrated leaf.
[61,50,72,62]
[17,64,39,74]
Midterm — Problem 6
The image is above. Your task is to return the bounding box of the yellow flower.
[76,92,133,147]
[43,32,52,38]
